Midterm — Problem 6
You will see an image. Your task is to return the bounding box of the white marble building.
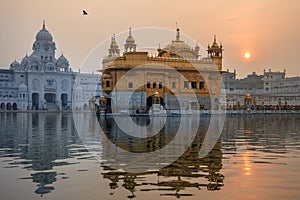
[223,69,300,106]
[0,21,101,111]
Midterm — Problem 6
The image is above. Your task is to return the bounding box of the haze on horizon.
[0,0,299,78]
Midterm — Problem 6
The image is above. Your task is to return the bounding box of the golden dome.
[165,40,192,51]
[209,35,220,49]
[100,95,106,100]
[211,42,219,48]
[245,93,252,100]
[102,73,112,79]
[161,27,198,59]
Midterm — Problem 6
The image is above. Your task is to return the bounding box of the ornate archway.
[32,93,39,110]
[146,95,164,110]
[61,93,68,109]
[13,103,17,110]
[44,93,56,103]
[0,103,5,110]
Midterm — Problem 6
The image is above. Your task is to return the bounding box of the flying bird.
[83,10,88,15]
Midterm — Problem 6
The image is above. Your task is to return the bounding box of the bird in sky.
[83,10,88,16]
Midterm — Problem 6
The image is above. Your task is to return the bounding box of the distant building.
[0,21,101,111]
[73,73,102,110]
[223,69,300,107]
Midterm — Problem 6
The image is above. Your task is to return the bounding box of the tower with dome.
[0,21,101,111]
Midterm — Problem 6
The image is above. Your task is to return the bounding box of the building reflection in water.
[1,113,299,199]
[0,112,83,197]
[222,115,300,178]
[98,116,224,198]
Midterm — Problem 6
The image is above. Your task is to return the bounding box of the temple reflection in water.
[98,116,224,198]
[1,113,300,199]
[0,113,83,196]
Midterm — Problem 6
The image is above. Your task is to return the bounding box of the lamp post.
[278,99,282,111]
[89,96,95,110]
[99,95,107,115]
[226,97,230,110]
[244,93,252,110]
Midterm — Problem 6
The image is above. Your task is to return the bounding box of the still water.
[0,112,300,200]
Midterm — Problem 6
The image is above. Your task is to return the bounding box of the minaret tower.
[32,20,56,61]
[207,35,223,71]
[124,28,137,52]
[108,34,120,57]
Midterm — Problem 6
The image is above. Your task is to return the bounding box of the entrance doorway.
[32,93,39,110]
[0,103,5,110]
[6,103,11,110]
[146,96,164,110]
[61,94,68,109]
[13,103,17,110]
[44,93,56,103]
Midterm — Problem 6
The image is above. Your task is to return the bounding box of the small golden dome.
[100,95,106,101]
[210,35,220,48]
[102,73,112,79]
[211,42,219,48]
[245,93,252,100]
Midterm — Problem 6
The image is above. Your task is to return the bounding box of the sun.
[244,51,251,59]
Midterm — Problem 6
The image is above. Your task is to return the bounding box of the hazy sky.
[0,0,300,78]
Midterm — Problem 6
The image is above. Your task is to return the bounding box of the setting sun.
[244,51,251,59]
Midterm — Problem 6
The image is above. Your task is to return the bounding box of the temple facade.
[101,28,224,113]
[0,21,101,111]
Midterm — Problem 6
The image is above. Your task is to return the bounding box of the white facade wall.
[0,22,101,111]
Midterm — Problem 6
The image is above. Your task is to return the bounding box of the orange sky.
[0,0,300,78]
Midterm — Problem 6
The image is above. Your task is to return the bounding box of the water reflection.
[99,116,224,198]
[0,112,85,196]
[222,115,300,156]
[0,113,300,199]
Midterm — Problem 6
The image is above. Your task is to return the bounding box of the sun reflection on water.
[242,151,252,175]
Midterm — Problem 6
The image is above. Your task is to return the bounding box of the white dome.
[57,54,68,64]
[126,35,135,44]
[164,40,192,51]
[21,55,29,66]
[36,26,53,41]
[110,40,119,49]
[10,60,20,68]
[125,28,135,44]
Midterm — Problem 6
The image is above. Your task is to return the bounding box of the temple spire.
[42,20,45,29]
[124,27,136,52]
[176,23,180,41]
[108,34,120,57]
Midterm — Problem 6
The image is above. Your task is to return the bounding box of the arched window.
[106,80,110,87]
